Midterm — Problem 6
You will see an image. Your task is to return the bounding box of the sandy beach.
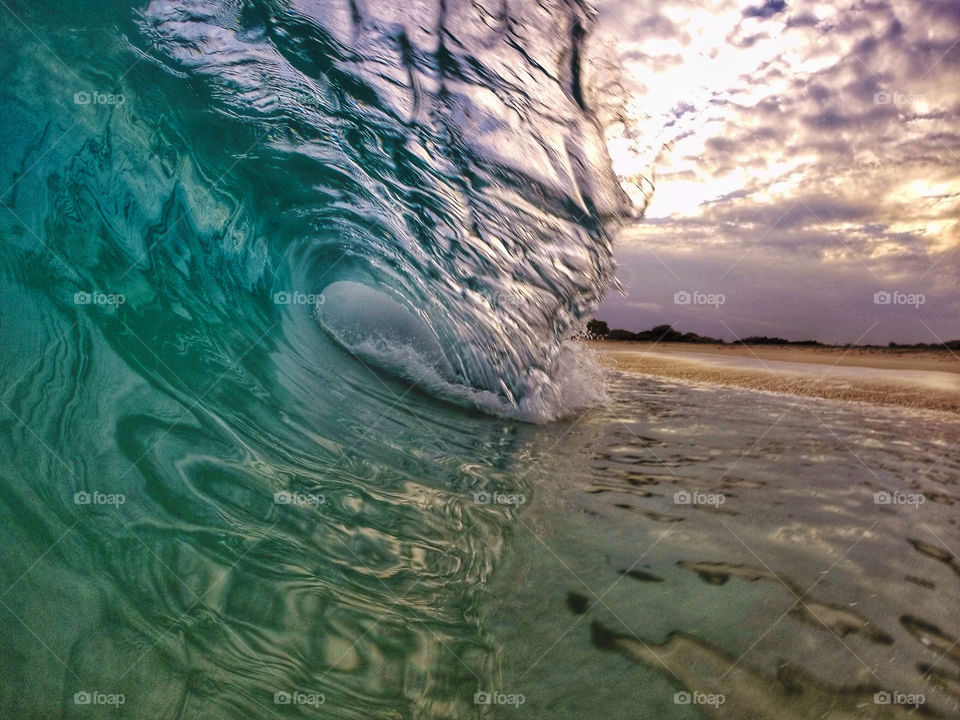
[591,341,960,414]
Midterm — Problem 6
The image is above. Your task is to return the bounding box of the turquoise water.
[2,2,960,719]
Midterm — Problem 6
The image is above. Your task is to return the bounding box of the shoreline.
[588,340,960,414]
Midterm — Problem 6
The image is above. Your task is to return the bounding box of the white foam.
[323,330,604,423]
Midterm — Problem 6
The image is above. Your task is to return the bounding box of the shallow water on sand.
[631,349,960,392]
[3,363,959,719]
[481,370,960,719]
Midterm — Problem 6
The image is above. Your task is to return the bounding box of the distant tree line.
[583,320,960,349]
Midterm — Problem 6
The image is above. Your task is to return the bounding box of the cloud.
[633,13,690,41]
[785,12,818,28]
[589,0,960,342]
[743,0,787,19]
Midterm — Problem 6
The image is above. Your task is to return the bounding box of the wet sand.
[590,341,960,414]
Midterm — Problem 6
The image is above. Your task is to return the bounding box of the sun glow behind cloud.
[587,0,960,343]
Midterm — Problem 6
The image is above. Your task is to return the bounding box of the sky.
[587,0,960,344]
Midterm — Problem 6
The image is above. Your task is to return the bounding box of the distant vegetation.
[583,321,729,344]
[583,321,960,350]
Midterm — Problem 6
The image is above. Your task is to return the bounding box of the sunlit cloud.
[588,0,960,343]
